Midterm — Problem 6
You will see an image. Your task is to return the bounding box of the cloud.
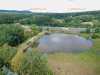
[0,0,100,12]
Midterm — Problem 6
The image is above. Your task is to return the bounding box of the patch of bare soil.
[48,59,95,75]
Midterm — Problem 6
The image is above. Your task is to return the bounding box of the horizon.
[0,0,100,13]
[0,9,100,13]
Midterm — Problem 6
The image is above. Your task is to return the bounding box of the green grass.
[80,33,90,38]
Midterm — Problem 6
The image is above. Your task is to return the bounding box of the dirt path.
[11,31,47,69]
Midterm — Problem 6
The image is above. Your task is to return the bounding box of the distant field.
[48,38,100,75]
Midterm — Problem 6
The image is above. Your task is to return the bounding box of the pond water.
[37,33,93,53]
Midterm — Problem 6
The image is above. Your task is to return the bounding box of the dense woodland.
[0,10,100,28]
[0,10,100,37]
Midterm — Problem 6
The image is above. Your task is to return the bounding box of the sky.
[0,0,100,13]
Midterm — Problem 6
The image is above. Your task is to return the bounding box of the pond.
[37,33,93,53]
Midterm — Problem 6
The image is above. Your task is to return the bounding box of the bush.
[11,49,53,75]
[0,58,4,68]
[0,46,17,68]
[0,24,25,46]
[31,25,41,35]
[92,33,100,39]
[0,70,4,75]
[95,27,100,33]
[7,33,24,46]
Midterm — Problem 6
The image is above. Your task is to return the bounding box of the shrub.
[92,33,100,39]
[95,27,100,33]
[0,58,4,68]
[7,33,24,46]
[31,25,41,35]
[0,46,17,68]
[0,24,25,46]
[0,70,4,75]
[11,49,54,75]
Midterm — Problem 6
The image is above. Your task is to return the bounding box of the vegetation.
[18,11,100,28]
[0,24,25,46]
[31,25,42,35]
[0,70,4,75]
[0,10,100,28]
[0,45,17,68]
[0,10,100,75]
[11,50,53,75]
[0,10,32,24]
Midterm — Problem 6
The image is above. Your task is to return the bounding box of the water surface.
[38,33,92,53]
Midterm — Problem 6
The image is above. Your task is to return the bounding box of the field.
[48,38,100,75]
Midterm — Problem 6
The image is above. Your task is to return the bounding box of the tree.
[0,24,25,46]
[0,46,17,69]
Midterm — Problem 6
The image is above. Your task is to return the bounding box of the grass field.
[48,37,100,75]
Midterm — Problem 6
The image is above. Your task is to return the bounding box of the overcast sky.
[0,0,100,13]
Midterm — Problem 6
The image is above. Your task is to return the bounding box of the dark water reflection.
[37,33,93,53]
